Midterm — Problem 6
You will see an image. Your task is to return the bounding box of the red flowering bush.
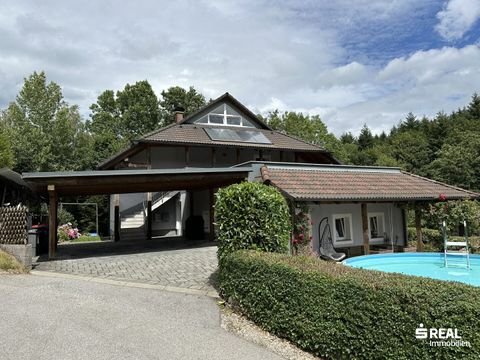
[292,204,312,255]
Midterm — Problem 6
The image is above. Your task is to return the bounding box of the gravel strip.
[220,305,321,360]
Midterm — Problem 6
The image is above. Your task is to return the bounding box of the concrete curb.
[31,270,219,298]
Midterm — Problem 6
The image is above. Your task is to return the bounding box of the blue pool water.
[343,253,480,287]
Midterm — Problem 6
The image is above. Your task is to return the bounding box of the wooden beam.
[114,194,120,242]
[415,206,424,252]
[48,185,58,259]
[146,192,152,240]
[361,203,369,255]
[209,188,215,241]
[400,207,407,251]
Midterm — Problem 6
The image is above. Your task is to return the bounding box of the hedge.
[407,227,443,250]
[215,182,291,262]
[408,227,480,253]
[220,250,480,360]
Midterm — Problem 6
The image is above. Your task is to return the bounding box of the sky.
[1,0,480,135]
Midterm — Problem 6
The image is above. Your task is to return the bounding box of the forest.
[0,71,479,236]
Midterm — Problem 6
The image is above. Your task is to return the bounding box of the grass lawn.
[69,235,102,243]
[0,250,26,273]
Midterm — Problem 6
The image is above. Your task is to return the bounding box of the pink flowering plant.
[57,223,81,242]
[292,204,312,255]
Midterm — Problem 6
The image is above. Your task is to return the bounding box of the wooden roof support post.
[415,205,424,252]
[48,185,58,259]
[209,188,215,241]
[146,192,152,241]
[114,194,120,242]
[361,203,369,255]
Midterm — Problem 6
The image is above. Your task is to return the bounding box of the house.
[22,93,479,259]
[96,93,338,241]
[244,161,478,256]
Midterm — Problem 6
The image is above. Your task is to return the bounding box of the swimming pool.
[343,252,480,287]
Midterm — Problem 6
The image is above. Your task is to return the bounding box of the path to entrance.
[34,239,218,295]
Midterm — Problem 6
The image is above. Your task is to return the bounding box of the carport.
[23,167,251,258]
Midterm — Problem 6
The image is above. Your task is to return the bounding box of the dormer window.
[195,103,255,127]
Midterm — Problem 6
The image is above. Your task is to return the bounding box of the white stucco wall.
[310,203,406,251]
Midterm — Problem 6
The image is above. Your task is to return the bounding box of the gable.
[181,93,270,130]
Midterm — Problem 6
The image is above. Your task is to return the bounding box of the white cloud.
[436,0,480,41]
[258,45,480,135]
[0,0,479,139]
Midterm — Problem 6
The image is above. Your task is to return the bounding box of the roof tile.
[263,167,479,201]
[142,124,323,152]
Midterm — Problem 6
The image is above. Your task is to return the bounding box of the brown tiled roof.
[141,124,325,152]
[261,164,479,201]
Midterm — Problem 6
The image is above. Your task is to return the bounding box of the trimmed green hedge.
[220,250,480,360]
[215,182,291,262]
[407,227,443,250]
[408,227,480,253]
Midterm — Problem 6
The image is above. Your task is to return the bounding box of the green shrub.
[58,208,75,227]
[408,227,443,250]
[220,250,480,360]
[408,227,480,253]
[215,182,291,262]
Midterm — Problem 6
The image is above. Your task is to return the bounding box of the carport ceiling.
[23,168,251,195]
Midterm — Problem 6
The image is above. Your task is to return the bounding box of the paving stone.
[35,245,218,293]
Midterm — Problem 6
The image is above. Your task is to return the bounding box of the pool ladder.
[443,220,470,269]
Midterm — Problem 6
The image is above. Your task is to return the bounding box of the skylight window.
[194,103,255,127]
[204,128,271,144]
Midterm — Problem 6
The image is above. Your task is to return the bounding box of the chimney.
[174,106,185,123]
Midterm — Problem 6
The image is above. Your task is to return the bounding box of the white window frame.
[368,212,385,243]
[198,104,254,128]
[332,213,353,245]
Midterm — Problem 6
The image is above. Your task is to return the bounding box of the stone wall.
[0,243,32,270]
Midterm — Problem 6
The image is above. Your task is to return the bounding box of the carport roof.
[0,167,29,188]
[23,167,251,195]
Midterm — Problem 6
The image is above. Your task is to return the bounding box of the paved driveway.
[35,244,218,294]
[0,274,281,360]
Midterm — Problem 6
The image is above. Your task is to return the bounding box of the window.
[368,212,385,242]
[332,214,353,245]
[194,103,255,127]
